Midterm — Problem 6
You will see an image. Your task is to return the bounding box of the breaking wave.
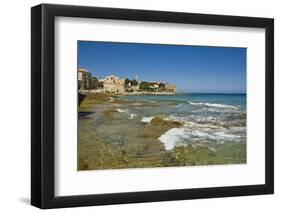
[116,108,128,113]
[188,101,239,110]
[158,127,242,150]
[116,108,137,120]
[130,114,137,119]
[158,128,189,150]
[141,116,155,123]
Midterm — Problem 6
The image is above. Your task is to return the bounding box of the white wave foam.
[116,108,128,113]
[165,115,222,129]
[190,130,240,141]
[191,130,210,137]
[229,126,246,131]
[158,128,190,150]
[214,132,240,139]
[129,113,137,119]
[116,108,137,120]
[158,127,241,150]
[141,116,155,123]
[188,101,239,110]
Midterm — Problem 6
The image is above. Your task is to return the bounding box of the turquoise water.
[78,93,246,170]
[120,93,246,150]
[124,93,246,109]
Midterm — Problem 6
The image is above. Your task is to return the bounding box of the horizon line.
[177,92,246,94]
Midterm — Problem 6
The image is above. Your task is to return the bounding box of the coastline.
[78,89,178,96]
[78,93,246,170]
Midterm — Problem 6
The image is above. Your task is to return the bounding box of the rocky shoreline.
[78,93,246,170]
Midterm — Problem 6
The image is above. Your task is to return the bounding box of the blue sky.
[78,41,246,93]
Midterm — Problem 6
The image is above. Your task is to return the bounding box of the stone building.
[131,85,140,91]
[78,68,92,90]
[165,83,177,93]
[149,83,160,92]
[103,75,125,93]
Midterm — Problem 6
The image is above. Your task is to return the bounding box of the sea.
[120,93,246,150]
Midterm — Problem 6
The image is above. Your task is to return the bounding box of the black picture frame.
[31,3,274,209]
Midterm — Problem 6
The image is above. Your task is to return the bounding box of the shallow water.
[121,93,246,149]
[78,93,246,170]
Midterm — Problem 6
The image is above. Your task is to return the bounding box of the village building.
[131,84,140,91]
[78,68,177,94]
[148,83,160,92]
[126,81,140,92]
[102,75,125,93]
[78,68,92,90]
[165,83,177,93]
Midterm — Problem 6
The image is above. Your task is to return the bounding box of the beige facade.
[165,83,177,93]
[78,68,92,90]
[78,69,177,94]
[103,75,125,93]
[131,85,140,91]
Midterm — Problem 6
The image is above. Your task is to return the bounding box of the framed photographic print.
[31,3,274,209]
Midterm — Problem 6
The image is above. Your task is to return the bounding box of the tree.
[125,78,130,87]
[159,82,165,91]
[91,77,99,89]
[131,79,138,86]
[140,81,150,90]
[97,81,104,89]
